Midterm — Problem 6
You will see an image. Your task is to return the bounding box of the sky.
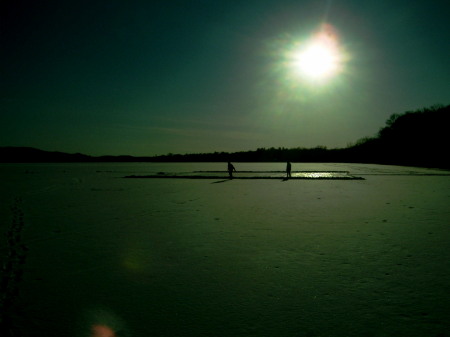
[1,0,449,156]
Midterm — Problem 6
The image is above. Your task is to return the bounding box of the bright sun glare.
[293,41,338,79]
[286,24,345,82]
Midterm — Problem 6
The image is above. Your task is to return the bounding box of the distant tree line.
[341,104,449,168]
[1,104,448,168]
[150,104,449,168]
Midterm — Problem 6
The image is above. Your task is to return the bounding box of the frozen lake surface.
[1,163,449,336]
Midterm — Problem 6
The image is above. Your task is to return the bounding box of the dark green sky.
[1,0,449,156]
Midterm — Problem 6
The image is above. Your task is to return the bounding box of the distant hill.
[0,147,145,163]
[0,147,93,163]
[1,104,448,168]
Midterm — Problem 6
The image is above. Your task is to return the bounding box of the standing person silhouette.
[227,162,236,179]
[286,161,292,178]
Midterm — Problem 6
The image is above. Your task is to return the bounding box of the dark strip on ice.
[123,171,365,180]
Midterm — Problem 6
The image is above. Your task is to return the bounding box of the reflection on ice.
[298,172,335,178]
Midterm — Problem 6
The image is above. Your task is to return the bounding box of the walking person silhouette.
[286,161,292,178]
[227,162,236,179]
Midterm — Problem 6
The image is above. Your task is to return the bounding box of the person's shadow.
[211,179,229,184]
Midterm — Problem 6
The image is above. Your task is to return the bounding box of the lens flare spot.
[91,324,117,337]
[122,249,150,273]
[83,307,128,337]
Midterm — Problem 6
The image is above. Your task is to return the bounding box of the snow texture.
[1,163,449,337]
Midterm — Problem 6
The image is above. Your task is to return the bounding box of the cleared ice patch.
[124,170,364,180]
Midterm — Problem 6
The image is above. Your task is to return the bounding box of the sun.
[286,24,345,82]
[293,41,338,79]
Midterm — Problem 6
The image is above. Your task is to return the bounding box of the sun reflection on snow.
[302,172,334,178]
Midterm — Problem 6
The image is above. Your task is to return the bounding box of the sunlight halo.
[286,24,346,83]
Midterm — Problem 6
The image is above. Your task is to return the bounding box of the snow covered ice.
[1,163,449,337]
